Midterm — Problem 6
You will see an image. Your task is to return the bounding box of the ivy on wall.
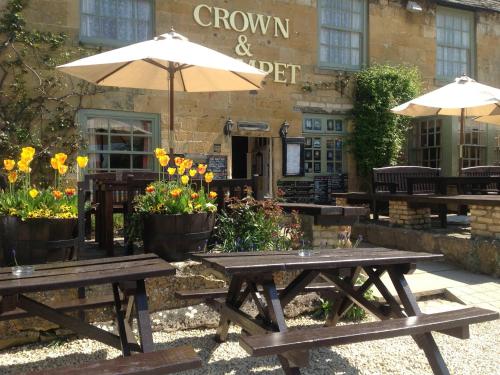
[0,0,101,182]
[351,64,421,177]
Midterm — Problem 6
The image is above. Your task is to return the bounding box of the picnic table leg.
[325,267,361,326]
[104,189,114,256]
[216,275,245,343]
[112,283,131,356]
[261,278,307,374]
[388,266,450,375]
[134,279,154,353]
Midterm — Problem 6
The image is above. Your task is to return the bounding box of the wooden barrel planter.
[142,212,215,261]
[0,216,78,267]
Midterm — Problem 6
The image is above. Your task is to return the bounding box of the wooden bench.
[240,307,498,357]
[373,166,440,194]
[462,166,500,193]
[175,282,337,303]
[29,345,202,374]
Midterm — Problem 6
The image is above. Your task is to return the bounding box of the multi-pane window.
[318,0,365,70]
[303,117,344,175]
[436,7,474,80]
[80,0,154,46]
[417,119,442,168]
[79,110,160,172]
[462,123,485,168]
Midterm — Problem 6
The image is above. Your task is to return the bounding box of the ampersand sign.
[235,35,253,57]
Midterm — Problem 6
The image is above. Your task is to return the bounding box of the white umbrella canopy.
[57,30,267,154]
[474,106,500,125]
[391,75,500,117]
[391,75,500,173]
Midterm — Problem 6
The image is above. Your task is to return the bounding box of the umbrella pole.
[168,64,175,157]
[459,108,465,176]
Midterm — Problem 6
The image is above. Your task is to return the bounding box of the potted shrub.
[0,147,88,266]
[132,149,217,261]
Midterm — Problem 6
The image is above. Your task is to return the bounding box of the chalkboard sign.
[314,174,348,204]
[207,155,227,180]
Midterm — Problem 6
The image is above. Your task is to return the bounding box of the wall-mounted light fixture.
[406,1,422,13]
[223,118,234,136]
[279,121,290,139]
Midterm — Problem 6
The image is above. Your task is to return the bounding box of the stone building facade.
[7,0,500,194]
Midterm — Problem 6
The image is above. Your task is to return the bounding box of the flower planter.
[0,216,77,267]
[142,212,215,261]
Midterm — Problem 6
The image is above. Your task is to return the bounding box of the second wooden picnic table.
[194,248,498,375]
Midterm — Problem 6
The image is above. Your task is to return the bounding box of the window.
[318,0,366,70]
[79,110,160,172]
[415,119,442,168]
[80,0,154,46]
[303,116,345,175]
[436,7,474,80]
[462,123,485,168]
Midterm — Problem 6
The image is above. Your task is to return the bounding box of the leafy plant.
[351,64,421,178]
[212,197,302,252]
[313,276,374,322]
[0,0,101,184]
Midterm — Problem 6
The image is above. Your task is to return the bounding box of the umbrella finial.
[156,29,189,41]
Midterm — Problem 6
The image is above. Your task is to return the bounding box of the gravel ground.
[0,299,498,375]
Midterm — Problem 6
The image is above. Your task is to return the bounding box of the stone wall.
[389,200,431,229]
[334,197,348,207]
[299,214,352,248]
[353,223,500,278]
[470,204,500,239]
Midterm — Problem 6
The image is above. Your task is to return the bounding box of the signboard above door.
[237,121,270,131]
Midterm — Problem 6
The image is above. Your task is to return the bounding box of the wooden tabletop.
[0,254,175,295]
[278,203,368,217]
[195,248,443,275]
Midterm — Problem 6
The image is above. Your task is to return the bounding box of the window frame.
[462,122,486,168]
[413,118,442,169]
[316,0,368,71]
[78,109,161,173]
[79,0,155,47]
[303,115,346,176]
[435,6,476,82]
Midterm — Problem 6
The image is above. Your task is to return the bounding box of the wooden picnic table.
[0,253,175,356]
[194,248,498,375]
[407,176,500,195]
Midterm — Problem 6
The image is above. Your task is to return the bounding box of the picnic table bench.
[407,176,500,195]
[0,254,201,374]
[194,248,498,375]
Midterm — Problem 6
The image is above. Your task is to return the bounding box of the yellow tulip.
[189,169,197,177]
[50,157,59,170]
[197,164,207,175]
[77,156,89,168]
[174,157,184,166]
[7,171,18,183]
[17,160,30,173]
[20,147,35,163]
[159,155,170,167]
[182,159,193,169]
[29,189,39,198]
[167,167,176,175]
[3,159,15,171]
[204,172,214,183]
[181,175,189,185]
[177,167,185,175]
[55,152,68,165]
[58,164,68,175]
[154,148,167,159]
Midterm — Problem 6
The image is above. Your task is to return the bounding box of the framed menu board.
[282,137,304,177]
[207,155,227,180]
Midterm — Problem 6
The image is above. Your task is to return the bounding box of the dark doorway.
[232,136,248,179]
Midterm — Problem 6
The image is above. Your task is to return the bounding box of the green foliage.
[351,64,421,177]
[0,0,100,183]
[313,276,374,322]
[212,197,302,252]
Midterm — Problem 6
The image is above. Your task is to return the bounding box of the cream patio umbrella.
[391,75,500,173]
[57,30,267,155]
[474,106,500,125]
